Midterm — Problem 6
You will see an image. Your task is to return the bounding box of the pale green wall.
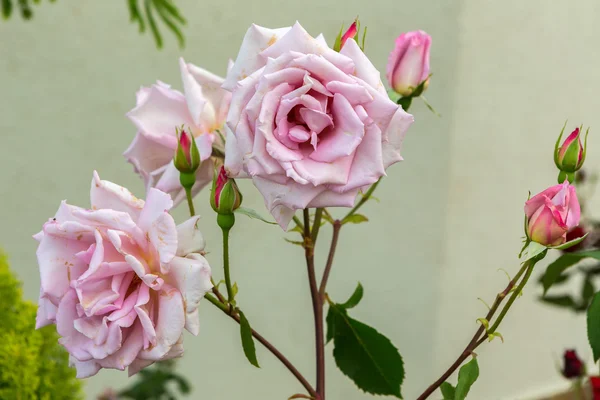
[1,1,598,399]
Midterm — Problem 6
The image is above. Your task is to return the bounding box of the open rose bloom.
[223,22,414,229]
[35,172,212,377]
[525,181,581,246]
[125,58,231,205]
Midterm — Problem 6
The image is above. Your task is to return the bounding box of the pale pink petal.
[123,132,175,185]
[137,284,185,361]
[262,22,354,74]
[70,356,101,379]
[310,94,365,163]
[525,184,564,218]
[175,216,206,256]
[127,84,191,148]
[168,254,212,335]
[340,39,385,94]
[223,24,291,91]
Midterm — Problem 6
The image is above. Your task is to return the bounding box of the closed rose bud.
[555,126,588,175]
[562,349,585,379]
[387,30,431,97]
[174,127,201,175]
[524,181,581,247]
[210,166,243,216]
[340,20,358,50]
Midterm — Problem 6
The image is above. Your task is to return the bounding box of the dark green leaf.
[329,305,404,398]
[541,251,600,294]
[235,207,278,224]
[583,278,595,304]
[588,291,600,361]
[341,283,363,309]
[454,357,479,400]
[440,382,456,400]
[539,295,577,309]
[17,0,32,19]
[238,310,260,368]
[144,0,163,48]
[153,0,185,48]
[2,0,13,19]
[342,214,368,225]
[128,0,146,32]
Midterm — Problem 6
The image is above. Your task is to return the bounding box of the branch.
[205,292,317,398]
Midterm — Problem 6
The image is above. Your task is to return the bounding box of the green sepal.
[554,120,568,169]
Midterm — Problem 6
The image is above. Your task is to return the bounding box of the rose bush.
[35,172,212,378]
[222,22,414,229]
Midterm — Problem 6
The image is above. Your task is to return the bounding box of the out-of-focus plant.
[1,0,186,48]
[0,251,83,400]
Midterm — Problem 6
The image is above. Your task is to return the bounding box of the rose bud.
[174,127,201,189]
[524,181,581,247]
[210,166,243,216]
[554,125,589,183]
[562,349,585,379]
[386,30,431,97]
[340,20,358,49]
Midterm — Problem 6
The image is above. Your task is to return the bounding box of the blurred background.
[2,0,600,399]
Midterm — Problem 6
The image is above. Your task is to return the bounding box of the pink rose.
[223,22,414,229]
[125,58,232,205]
[35,172,212,378]
[386,30,431,97]
[524,181,581,246]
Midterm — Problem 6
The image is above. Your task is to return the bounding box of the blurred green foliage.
[1,0,186,48]
[0,251,83,400]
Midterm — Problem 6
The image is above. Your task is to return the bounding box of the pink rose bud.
[174,127,201,189]
[211,166,243,217]
[340,21,358,50]
[387,30,431,97]
[524,181,581,247]
[174,127,201,174]
[554,125,589,183]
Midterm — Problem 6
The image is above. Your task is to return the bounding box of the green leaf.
[153,0,185,48]
[341,283,364,309]
[583,278,595,304]
[2,0,13,19]
[144,0,163,48]
[329,305,404,398]
[454,357,479,400]
[588,291,600,361]
[235,207,277,225]
[342,214,368,225]
[541,251,600,294]
[238,310,260,368]
[539,295,577,309]
[440,382,456,400]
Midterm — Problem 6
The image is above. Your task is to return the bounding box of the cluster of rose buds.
[524,124,589,248]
